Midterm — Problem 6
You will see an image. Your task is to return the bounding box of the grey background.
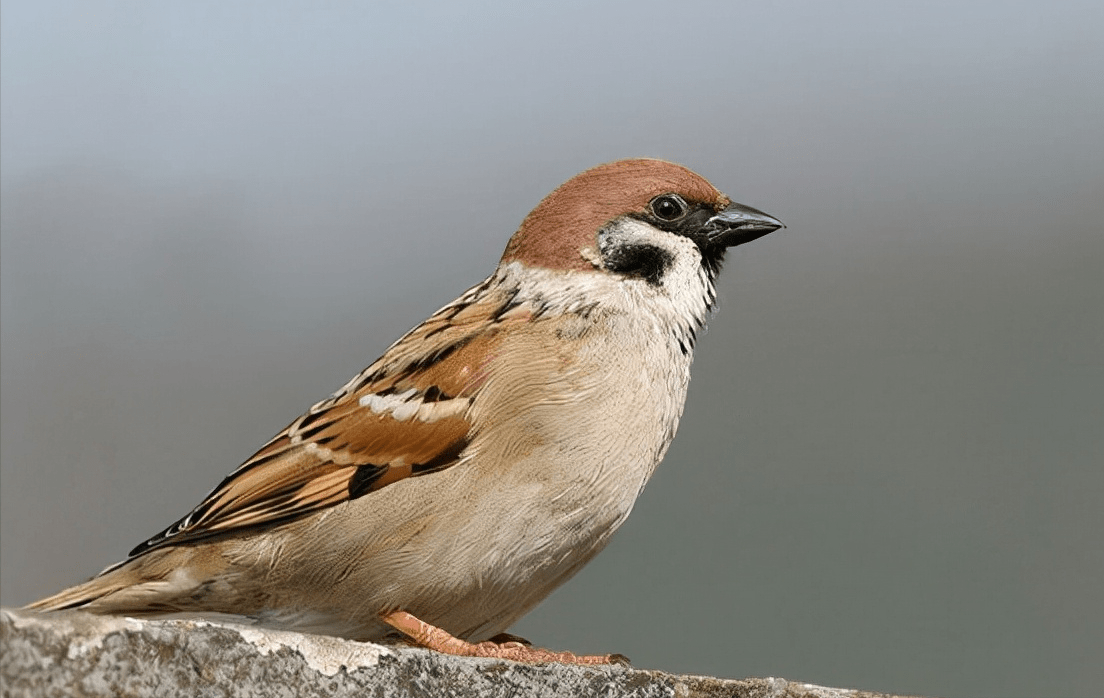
[2,2,1101,696]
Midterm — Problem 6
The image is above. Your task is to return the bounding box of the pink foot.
[381,610,628,666]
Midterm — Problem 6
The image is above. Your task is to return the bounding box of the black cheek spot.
[603,243,674,286]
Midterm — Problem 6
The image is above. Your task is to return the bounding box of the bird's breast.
[468,311,693,539]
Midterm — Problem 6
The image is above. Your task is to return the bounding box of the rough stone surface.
[1,607,919,698]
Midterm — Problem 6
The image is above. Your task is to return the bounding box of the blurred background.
[2,2,1101,696]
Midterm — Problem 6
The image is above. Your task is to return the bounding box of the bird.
[29,158,783,664]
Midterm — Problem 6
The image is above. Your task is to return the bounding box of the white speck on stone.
[793,680,861,697]
[229,623,392,677]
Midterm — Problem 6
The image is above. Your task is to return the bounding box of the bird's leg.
[380,610,628,665]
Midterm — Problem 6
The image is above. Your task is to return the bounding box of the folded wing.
[125,283,522,560]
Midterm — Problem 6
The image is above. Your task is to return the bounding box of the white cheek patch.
[599,219,701,273]
[578,246,603,268]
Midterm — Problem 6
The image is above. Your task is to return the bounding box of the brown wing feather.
[126,285,517,559]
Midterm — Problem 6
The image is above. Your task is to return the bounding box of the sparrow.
[29,158,782,664]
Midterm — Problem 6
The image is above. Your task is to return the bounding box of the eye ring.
[650,194,687,221]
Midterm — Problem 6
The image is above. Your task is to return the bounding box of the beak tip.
[706,202,784,247]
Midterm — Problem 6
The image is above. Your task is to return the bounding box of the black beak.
[704,202,784,248]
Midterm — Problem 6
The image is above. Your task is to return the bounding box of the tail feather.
[27,571,133,612]
[26,547,208,615]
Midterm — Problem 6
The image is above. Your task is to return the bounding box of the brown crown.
[501,159,730,271]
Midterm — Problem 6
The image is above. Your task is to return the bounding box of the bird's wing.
[126,281,530,559]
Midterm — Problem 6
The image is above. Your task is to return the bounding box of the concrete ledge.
[1,607,917,698]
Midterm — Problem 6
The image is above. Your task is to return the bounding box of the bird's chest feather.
[463,308,694,556]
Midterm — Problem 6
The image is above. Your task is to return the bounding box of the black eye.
[650,194,687,221]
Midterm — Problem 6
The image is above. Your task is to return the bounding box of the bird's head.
[501,158,782,286]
